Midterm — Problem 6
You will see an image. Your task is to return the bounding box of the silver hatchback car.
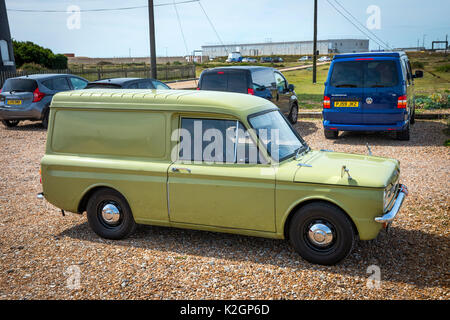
[0,74,88,128]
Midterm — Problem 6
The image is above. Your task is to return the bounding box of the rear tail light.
[323,96,331,109]
[247,88,255,95]
[39,168,42,184]
[32,87,46,102]
[397,95,407,109]
[196,87,200,90]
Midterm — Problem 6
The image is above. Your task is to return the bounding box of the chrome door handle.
[171,167,191,173]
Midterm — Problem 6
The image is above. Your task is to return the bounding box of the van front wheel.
[288,202,356,265]
[86,188,137,240]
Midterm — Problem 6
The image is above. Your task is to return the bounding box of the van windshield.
[330,60,399,88]
[248,110,306,162]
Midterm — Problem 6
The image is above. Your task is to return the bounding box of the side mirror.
[413,70,423,79]
[288,84,295,91]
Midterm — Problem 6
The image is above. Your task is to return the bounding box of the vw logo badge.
[366,97,373,104]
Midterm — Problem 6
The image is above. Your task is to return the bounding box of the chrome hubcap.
[308,223,333,247]
[101,203,121,225]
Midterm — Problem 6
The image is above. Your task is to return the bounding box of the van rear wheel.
[396,124,410,141]
[324,129,339,139]
[86,188,136,240]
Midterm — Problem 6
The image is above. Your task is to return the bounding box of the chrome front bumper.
[374,184,408,223]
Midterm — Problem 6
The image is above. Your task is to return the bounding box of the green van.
[39,89,407,265]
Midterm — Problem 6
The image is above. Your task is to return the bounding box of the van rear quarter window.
[51,110,166,158]
[330,60,399,88]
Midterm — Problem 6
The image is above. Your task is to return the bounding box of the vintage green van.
[39,89,407,265]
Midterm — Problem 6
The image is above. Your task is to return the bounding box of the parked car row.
[0,75,171,128]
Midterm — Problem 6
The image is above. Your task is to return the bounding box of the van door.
[167,117,275,232]
[326,60,364,124]
[362,59,404,125]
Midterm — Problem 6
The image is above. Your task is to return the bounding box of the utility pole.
[148,0,157,79]
[312,0,318,84]
[0,0,16,72]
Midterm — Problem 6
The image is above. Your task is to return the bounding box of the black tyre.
[2,120,20,128]
[410,109,415,125]
[86,188,137,240]
[288,104,298,124]
[396,124,410,141]
[42,109,49,129]
[288,202,356,265]
[324,129,339,139]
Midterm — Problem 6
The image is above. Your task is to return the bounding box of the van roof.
[51,89,276,118]
[333,51,406,60]
[204,66,273,72]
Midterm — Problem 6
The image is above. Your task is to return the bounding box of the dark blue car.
[322,52,423,140]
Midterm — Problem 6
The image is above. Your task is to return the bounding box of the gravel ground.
[0,119,448,300]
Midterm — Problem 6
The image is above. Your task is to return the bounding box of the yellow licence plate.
[334,101,359,107]
[7,99,22,105]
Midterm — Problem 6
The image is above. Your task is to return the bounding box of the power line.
[332,0,391,50]
[7,0,199,13]
[325,0,390,51]
[172,0,190,55]
[197,1,228,55]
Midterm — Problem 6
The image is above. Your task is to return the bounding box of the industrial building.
[202,39,369,58]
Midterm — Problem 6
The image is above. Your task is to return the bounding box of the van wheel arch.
[78,186,128,214]
[283,199,358,240]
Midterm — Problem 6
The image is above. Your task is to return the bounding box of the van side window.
[251,69,275,88]
[178,118,265,164]
[400,60,409,85]
[405,60,413,84]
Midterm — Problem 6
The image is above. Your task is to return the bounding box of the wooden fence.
[0,64,196,87]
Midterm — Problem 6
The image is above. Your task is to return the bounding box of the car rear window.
[200,71,248,93]
[2,79,38,92]
[330,60,399,88]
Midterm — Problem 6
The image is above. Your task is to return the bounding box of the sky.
[4,0,450,58]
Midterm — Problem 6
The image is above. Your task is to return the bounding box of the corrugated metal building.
[202,39,369,58]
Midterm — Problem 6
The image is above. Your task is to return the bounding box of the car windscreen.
[200,71,248,93]
[2,79,38,92]
[330,60,399,88]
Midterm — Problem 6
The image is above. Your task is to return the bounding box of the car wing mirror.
[288,84,295,91]
[413,70,423,79]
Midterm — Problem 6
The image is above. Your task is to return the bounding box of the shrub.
[13,40,68,69]
[415,93,449,109]
[410,61,424,69]
[19,62,48,71]
[436,64,450,73]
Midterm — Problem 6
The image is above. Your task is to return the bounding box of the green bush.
[415,93,449,109]
[435,64,450,73]
[410,61,424,69]
[13,40,68,70]
[19,62,48,71]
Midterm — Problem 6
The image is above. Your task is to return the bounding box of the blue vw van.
[322,52,423,140]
